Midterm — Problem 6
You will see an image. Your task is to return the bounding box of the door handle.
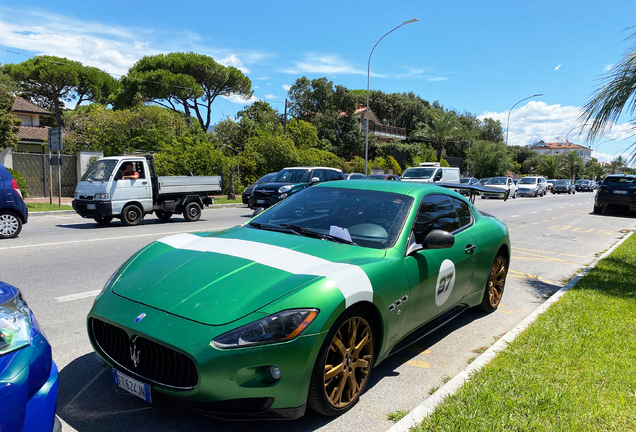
[142,181,148,185]
[465,244,476,254]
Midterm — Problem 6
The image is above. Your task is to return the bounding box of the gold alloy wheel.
[487,256,507,307]
[323,316,374,408]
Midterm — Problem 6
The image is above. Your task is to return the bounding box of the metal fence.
[12,153,78,197]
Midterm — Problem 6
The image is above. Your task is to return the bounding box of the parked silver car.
[517,176,548,197]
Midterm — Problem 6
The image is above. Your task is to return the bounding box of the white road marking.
[0,226,236,251]
[530,211,537,214]
[159,233,374,308]
[510,215,520,218]
[55,290,101,302]
[546,209,552,211]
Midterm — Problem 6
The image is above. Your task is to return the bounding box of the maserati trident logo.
[130,339,141,368]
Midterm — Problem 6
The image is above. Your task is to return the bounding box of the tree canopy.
[1,55,118,126]
[0,84,20,149]
[120,52,253,131]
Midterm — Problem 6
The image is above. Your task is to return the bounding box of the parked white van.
[400,162,461,184]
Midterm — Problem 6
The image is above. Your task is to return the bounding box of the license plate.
[113,369,152,403]
[87,204,96,210]
[256,199,265,204]
[613,190,628,194]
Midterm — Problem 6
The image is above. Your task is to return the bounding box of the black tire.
[308,307,375,417]
[120,204,143,226]
[183,202,202,222]
[593,205,603,214]
[0,211,22,239]
[155,210,173,221]
[93,216,112,225]
[478,253,508,313]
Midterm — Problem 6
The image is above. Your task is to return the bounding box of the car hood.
[110,226,384,326]
[485,184,508,190]
[253,181,304,190]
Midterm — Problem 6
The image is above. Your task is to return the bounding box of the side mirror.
[252,207,265,217]
[406,229,455,256]
[310,177,321,184]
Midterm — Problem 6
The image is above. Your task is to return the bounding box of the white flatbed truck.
[72,154,222,226]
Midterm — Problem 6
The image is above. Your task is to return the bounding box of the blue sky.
[1,1,635,162]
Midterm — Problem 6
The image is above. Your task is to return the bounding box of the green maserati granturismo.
[87,180,510,419]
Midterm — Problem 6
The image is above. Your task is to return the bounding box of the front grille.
[91,318,198,389]
[253,190,274,198]
[79,195,94,200]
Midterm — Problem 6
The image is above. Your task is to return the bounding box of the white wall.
[0,147,12,169]
[76,151,103,182]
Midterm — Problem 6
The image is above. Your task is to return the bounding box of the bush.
[7,168,28,197]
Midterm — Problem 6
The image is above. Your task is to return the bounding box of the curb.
[28,203,247,217]
[387,229,635,432]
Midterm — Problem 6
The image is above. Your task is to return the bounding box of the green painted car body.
[87,180,510,419]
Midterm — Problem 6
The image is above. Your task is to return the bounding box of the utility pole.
[283,99,288,135]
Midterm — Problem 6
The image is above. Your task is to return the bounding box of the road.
[1,192,634,432]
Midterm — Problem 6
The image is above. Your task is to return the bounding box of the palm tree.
[411,109,464,162]
[564,151,584,180]
[609,159,624,174]
[592,163,607,181]
[537,155,563,179]
[580,27,636,160]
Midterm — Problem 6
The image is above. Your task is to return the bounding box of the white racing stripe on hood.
[158,233,373,308]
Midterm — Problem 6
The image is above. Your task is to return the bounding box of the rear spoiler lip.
[433,182,510,202]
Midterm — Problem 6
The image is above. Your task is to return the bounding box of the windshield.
[519,177,537,184]
[556,180,570,185]
[487,177,507,185]
[402,167,435,179]
[250,187,414,249]
[271,169,309,183]
[256,173,277,184]
[81,160,118,182]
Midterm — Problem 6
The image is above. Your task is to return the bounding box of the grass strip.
[413,233,636,432]
[212,197,243,205]
[27,203,73,212]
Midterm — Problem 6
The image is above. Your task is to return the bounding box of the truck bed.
[157,176,222,195]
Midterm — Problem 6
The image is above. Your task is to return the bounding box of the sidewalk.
[24,197,74,205]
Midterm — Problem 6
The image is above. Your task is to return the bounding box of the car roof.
[315,178,461,200]
[283,166,343,172]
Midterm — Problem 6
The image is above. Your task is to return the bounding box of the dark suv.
[594,175,636,214]
[250,167,345,208]
[0,164,28,239]
[552,179,575,194]
[575,179,593,192]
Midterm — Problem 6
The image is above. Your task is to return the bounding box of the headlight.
[278,185,292,194]
[212,309,319,349]
[94,193,109,199]
[0,294,32,355]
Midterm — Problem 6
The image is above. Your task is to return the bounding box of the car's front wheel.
[0,211,22,239]
[479,253,508,313]
[308,308,375,417]
[120,204,143,226]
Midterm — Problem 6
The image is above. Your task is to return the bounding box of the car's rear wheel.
[155,210,173,221]
[594,205,603,214]
[0,211,22,239]
[120,204,143,226]
[479,254,508,313]
[94,216,112,225]
[183,202,201,222]
[308,308,375,417]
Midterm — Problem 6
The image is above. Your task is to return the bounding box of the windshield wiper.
[280,224,356,245]
[248,222,299,235]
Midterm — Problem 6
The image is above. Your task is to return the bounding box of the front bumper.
[72,199,113,218]
[87,291,325,419]
[517,188,538,196]
[0,325,59,432]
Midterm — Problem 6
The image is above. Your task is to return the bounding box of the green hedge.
[7,168,28,197]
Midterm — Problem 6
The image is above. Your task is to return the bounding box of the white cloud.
[478,101,634,147]
[603,64,614,72]
[222,94,259,104]
[218,54,250,74]
[594,151,632,163]
[282,84,291,91]
[427,77,448,82]
[283,53,375,76]
[554,64,562,70]
[264,94,276,99]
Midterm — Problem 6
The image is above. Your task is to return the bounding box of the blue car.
[0,281,61,432]
[0,164,28,239]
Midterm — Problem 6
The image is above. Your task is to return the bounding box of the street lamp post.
[505,94,543,146]
[594,138,615,159]
[365,19,418,175]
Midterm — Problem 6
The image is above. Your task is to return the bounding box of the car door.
[110,160,152,213]
[403,194,478,335]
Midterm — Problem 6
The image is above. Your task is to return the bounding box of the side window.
[300,170,312,183]
[311,169,326,182]
[413,194,460,240]
[133,161,145,179]
[450,197,472,227]
[433,169,442,182]
[326,170,342,181]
